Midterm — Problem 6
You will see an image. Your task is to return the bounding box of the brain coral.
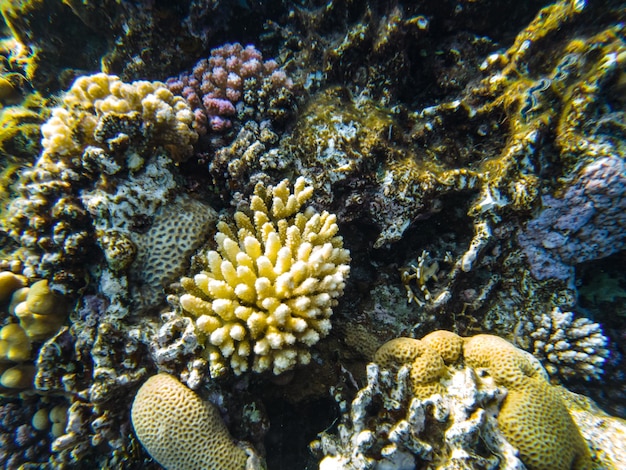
[463,334,592,470]
[131,373,251,470]
[177,177,351,376]
[373,337,446,399]
[369,331,593,470]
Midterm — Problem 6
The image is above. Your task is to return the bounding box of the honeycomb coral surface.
[131,373,248,470]
[464,334,592,470]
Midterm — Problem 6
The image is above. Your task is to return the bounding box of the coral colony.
[0,1,625,469]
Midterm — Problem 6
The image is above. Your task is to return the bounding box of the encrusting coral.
[172,177,350,377]
[6,73,199,295]
[131,373,260,470]
[316,330,594,470]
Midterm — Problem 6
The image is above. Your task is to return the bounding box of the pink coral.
[166,42,293,135]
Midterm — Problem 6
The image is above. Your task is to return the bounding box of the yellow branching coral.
[179,177,351,376]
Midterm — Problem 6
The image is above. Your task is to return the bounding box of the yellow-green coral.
[0,268,37,394]
[131,373,250,470]
[178,177,351,376]
[0,270,25,301]
[0,323,32,362]
[463,334,592,470]
[40,73,197,161]
[374,336,447,400]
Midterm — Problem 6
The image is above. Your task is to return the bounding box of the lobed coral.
[0,265,69,394]
[167,177,350,378]
[131,373,260,470]
[316,330,595,470]
[167,42,294,135]
[13,279,69,341]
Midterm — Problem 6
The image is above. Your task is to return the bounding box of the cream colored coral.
[41,73,197,161]
[131,373,249,470]
[179,177,350,376]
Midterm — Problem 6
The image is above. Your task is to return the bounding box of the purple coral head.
[209,115,232,132]
[167,41,292,135]
[203,97,236,116]
[519,154,626,281]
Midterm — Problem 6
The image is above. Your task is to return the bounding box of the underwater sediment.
[0,0,625,469]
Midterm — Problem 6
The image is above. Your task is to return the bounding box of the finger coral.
[167,42,294,135]
[176,177,350,377]
[529,307,609,382]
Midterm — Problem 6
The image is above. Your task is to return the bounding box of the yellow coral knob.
[0,271,25,301]
[0,323,32,362]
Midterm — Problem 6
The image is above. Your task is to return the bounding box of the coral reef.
[315,331,598,470]
[32,295,155,467]
[0,0,624,468]
[6,73,198,295]
[157,177,350,379]
[131,373,262,470]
